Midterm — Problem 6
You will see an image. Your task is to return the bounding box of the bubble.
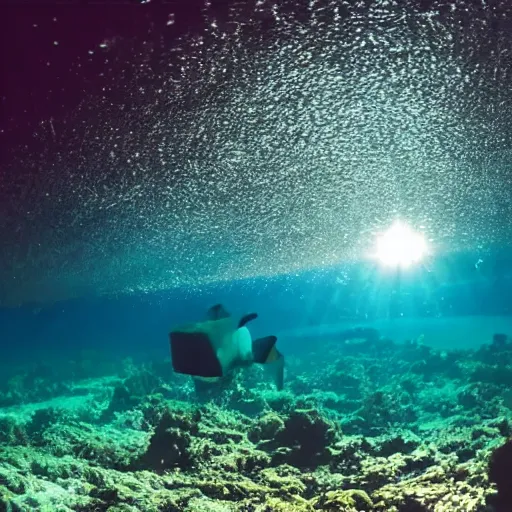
[2,0,512,306]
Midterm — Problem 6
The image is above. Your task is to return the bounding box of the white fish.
[170,304,284,390]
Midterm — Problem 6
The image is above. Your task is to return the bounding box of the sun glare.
[374,221,427,268]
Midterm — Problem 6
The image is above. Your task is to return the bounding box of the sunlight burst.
[374,221,428,268]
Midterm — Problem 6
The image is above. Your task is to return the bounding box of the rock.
[136,409,200,472]
[270,409,340,468]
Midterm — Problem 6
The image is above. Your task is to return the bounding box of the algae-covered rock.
[375,432,421,457]
[136,408,200,472]
[27,407,63,444]
[102,385,138,420]
[0,417,28,446]
[266,409,340,468]
[0,329,508,512]
[312,489,373,511]
[248,412,285,444]
[123,369,163,398]
[329,436,372,472]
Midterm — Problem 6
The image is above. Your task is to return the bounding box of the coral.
[374,433,421,457]
[136,407,201,472]
[267,409,340,468]
[123,369,163,398]
[311,489,373,511]
[101,384,139,421]
[0,417,28,446]
[248,412,285,444]
[26,407,63,444]
[0,330,510,511]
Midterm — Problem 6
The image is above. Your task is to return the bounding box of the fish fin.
[252,337,284,390]
[207,304,231,321]
[238,312,258,328]
[251,335,278,363]
[169,331,223,377]
[266,348,284,390]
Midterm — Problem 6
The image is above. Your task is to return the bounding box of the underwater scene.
[2,0,512,511]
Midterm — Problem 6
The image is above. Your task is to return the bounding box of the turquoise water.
[2,246,511,364]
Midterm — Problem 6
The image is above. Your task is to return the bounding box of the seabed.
[1,330,510,511]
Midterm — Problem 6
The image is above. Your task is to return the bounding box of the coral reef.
[0,332,511,510]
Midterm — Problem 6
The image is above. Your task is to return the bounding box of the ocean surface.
[2,1,512,511]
